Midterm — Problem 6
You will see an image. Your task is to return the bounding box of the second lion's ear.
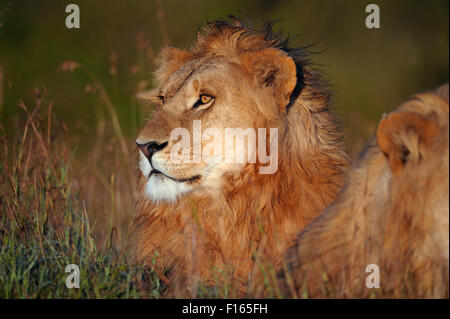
[154,46,193,84]
[376,111,439,175]
[242,48,297,108]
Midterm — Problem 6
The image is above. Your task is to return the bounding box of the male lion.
[133,19,349,294]
[279,84,449,298]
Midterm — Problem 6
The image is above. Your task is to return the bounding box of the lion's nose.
[136,141,168,160]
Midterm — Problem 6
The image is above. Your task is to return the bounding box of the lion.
[279,83,449,298]
[133,18,349,295]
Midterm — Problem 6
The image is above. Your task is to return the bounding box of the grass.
[0,97,166,298]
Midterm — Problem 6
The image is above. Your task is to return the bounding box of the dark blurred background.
[0,0,448,152]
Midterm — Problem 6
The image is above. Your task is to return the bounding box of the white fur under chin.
[145,173,192,203]
[138,151,238,203]
[139,151,192,203]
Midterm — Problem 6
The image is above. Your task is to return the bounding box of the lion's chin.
[144,172,194,203]
[139,152,204,202]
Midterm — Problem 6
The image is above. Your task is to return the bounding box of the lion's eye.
[193,94,214,109]
[157,95,165,104]
[200,95,212,104]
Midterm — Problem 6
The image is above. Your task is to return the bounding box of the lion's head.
[136,21,303,202]
[133,19,349,293]
[280,83,449,298]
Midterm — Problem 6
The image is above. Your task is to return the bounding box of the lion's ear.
[242,48,297,108]
[154,46,193,84]
[376,111,439,175]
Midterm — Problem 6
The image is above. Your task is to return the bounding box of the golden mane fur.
[279,84,449,298]
[133,18,349,295]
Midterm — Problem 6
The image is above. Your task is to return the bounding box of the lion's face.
[136,48,297,202]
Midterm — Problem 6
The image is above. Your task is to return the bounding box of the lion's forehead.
[162,57,234,97]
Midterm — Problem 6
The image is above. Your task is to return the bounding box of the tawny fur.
[133,19,349,295]
[279,84,449,298]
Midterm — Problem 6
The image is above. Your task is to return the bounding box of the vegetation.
[0,96,165,298]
